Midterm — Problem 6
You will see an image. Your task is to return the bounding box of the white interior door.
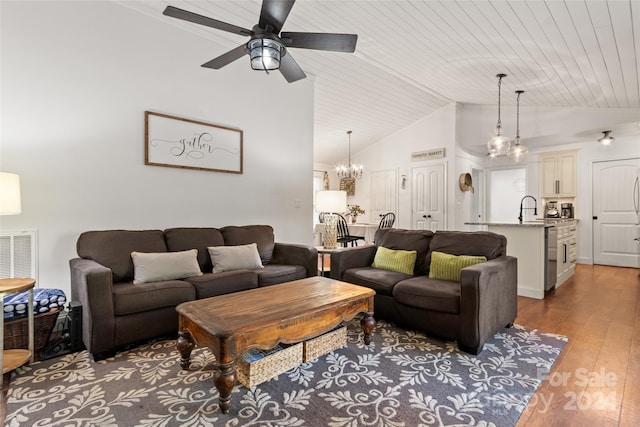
[593,158,640,266]
[412,164,445,230]
[370,169,397,222]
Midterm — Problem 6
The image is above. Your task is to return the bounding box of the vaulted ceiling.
[123,0,640,164]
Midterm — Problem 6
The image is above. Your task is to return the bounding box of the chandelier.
[335,130,363,179]
[507,90,528,162]
[487,73,511,157]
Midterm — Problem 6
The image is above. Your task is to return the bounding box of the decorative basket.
[303,326,347,362]
[237,342,303,388]
[3,309,59,351]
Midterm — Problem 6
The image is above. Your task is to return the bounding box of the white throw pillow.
[131,249,203,285]
[208,243,264,273]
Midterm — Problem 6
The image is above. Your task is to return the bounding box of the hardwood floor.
[515,264,640,427]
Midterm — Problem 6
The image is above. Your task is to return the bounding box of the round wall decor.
[459,173,474,193]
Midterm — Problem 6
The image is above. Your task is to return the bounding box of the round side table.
[0,278,35,374]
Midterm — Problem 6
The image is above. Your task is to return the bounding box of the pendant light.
[487,73,511,157]
[508,90,528,162]
[597,130,615,145]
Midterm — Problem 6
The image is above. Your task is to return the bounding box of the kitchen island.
[465,221,555,299]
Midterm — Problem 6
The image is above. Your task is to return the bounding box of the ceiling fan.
[163,0,358,83]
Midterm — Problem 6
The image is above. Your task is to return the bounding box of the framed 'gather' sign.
[145,111,243,174]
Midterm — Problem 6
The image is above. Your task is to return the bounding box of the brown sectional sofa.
[70,225,317,359]
[330,228,517,354]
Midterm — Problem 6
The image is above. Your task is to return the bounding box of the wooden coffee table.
[175,276,376,414]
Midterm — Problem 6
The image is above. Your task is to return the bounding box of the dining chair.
[336,214,365,247]
[378,212,396,229]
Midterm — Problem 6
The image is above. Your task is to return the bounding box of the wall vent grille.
[0,230,38,281]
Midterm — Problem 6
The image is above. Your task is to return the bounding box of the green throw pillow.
[428,251,487,282]
[372,246,417,275]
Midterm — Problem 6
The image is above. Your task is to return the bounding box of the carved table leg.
[214,360,236,414]
[176,330,195,369]
[360,312,376,345]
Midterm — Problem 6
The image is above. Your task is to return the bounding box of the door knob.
[422,215,432,218]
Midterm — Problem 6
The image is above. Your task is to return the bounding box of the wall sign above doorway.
[411,148,445,161]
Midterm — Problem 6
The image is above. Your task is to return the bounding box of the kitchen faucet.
[518,195,538,223]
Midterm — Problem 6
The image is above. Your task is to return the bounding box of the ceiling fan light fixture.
[163,3,357,83]
[249,38,283,71]
[487,73,511,156]
[597,130,615,145]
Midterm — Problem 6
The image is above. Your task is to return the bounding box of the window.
[489,168,526,223]
[313,171,326,225]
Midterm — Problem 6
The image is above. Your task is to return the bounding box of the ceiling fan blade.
[201,44,247,69]
[163,6,253,37]
[279,52,306,83]
[281,32,358,52]
[258,0,295,34]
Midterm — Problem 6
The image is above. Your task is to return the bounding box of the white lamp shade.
[0,172,22,215]
[316,190,347,213]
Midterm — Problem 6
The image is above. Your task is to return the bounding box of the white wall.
[339,103,461,228]
[0,1,315,296]
[454,104,493,230]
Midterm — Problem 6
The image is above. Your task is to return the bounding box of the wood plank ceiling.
[122,0,640,163]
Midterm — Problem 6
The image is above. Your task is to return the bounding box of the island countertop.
[464,221,554,228]
[466,221,554,299]
[465,219,577,228]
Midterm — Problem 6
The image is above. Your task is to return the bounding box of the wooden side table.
[0,278,35,374]
[315,246,338,277]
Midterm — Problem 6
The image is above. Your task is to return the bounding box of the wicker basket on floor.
[3,308,59,351]
[303,326,347,362]
[237,343,303,388]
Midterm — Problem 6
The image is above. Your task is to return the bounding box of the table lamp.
[316,190,347,249]
[0,172,22,215]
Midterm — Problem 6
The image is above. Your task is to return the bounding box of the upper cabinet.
[540,150,578,198]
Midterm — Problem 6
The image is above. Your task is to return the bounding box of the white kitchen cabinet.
[541,150,577,198]
[556,220,577,287]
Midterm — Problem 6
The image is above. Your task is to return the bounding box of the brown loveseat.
[69,225,317,360]
[330,228,517,354]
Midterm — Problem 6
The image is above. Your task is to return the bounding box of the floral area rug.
[5,319,566,427]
